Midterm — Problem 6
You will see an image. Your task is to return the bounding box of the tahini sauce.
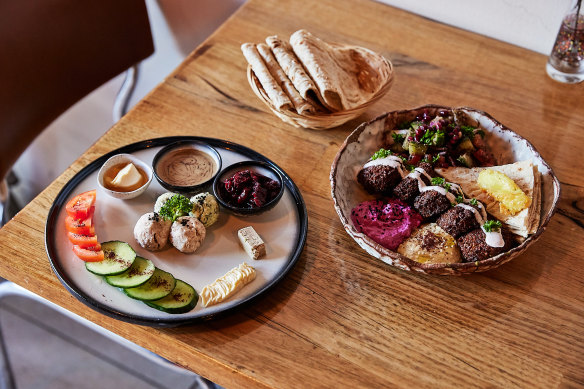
[156,148,216,187]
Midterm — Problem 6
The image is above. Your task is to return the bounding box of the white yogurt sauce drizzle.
[364,156,407,178]
[363,155,505,247]
[480,225,505,247]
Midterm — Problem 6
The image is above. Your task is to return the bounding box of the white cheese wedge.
[238,226,266,260]
[111,163,141,188]
[200,262,256,307]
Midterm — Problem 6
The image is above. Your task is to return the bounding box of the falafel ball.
[413,190,452,220]
[154,192,176,213]
[393,162,434,203]
[457,226,515,262]
[134,212,172,251]
[170,216,206,253]
[436,206,480,238]
[190,192,219,227]
[357,165,402,195]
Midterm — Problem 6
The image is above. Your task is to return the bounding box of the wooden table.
[1,0,583,387]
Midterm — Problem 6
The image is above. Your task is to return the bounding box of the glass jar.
[546,0,584,83]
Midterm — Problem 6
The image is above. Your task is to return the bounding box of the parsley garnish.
[483,220,502,232]
[469,198,478,206]
[456,195,464,204]
[461,125,476,138]
[430,177,451,190]
[371,148,393,160]
[159,194,193,222]
[397,121,411,130]
[391,132,405,144]
[422,154,440,164]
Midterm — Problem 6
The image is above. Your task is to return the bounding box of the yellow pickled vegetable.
[477,169,531,215]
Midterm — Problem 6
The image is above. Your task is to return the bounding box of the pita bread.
[436,160,541,238]
[265,36,325,111]
[256,43,315,115]
[241,43,292,111]
[289,30,381,111]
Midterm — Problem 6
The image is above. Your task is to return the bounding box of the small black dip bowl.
[213,160,284,216]
[152,140,222,194]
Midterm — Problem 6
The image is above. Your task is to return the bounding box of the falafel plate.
[331,105,560,275]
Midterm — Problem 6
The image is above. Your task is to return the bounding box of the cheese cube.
[237,226,266,260]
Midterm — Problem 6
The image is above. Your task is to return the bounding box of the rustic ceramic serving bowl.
[247,47,394,130]
[330,105,561,275]
[97,153,153,200]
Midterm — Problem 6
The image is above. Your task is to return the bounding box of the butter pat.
[238,226,266,260]
[200,262,256,307]
[111,163,142,188]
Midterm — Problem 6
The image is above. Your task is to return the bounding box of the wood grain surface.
[1,0,583,387]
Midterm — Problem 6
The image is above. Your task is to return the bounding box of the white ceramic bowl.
[97,153,153,200]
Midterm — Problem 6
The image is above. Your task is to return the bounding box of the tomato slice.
[66,190,96,219]
[65,215,94,235]
[67,232,99,248]
[72,245,104,262]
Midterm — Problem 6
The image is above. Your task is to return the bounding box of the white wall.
[377,0,572,54]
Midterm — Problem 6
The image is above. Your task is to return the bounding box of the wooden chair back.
[0,0,155,181]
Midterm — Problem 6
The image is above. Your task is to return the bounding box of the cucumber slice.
[105,256,155,288]
[145,279,198,314]
[85,241,135,276]
[123,267,176,301]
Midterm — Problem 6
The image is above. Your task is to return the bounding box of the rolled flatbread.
[256,43,315,115]
[241,43,292,111]
[266,35,325,111]
[289,29,380,111]
[436,160,541,237]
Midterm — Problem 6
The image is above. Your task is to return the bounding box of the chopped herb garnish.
[483,220,502,232]
[469,198,478,206]
[371,148,393,160]
[432,154,440,164]
[391,132,405,144]
[456,195,464,204]
[461,125,476,138]
[431,176,451,191]
[397,121,411,130]
[158,194,193,222]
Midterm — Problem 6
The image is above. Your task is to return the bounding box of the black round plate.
[45,137,307,327]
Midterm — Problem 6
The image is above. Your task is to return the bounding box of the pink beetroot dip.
[351,199,422,250]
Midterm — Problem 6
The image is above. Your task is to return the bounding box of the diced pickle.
[409,142,428,155]
[456,153,475,167]
[457,137,475,152]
